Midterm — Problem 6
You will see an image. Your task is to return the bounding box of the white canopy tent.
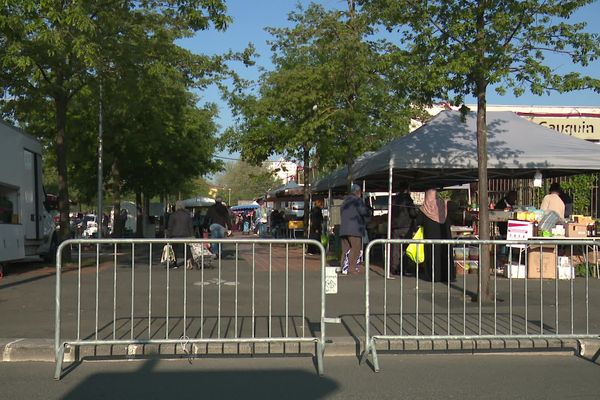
[314,110,600,278]
[316,111,600,192]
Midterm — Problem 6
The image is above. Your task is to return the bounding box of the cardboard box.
[527,246,557,279]
[566,223,588,238]
[507,220,534,242]
[574,215,594,224]
[558,265,575,280]
[504,263,526,279]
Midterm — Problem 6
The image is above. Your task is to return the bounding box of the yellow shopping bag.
[406,226,425,264]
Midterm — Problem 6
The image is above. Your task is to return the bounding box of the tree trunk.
[302,147,311,237]
[135,191,143,238]
[474,1,492,303]
[160,193,166,237]
[476,80,492,303]
[55,92,71,258]
[143,193,151,238]
[111,160,123,238]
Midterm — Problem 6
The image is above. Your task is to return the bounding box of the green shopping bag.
[406,226,425,264]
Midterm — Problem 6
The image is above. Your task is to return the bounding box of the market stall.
[314,111,600,277]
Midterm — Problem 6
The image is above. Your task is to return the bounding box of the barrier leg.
[371,339,380,373]
[54,344,66,380]
[359,345,370,365]
[316,341,324,376]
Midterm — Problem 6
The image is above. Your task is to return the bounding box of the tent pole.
[386,158,394,279]
[327,188,332,234]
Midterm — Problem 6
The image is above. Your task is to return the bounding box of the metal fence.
[360,238,600,372]
[54,238,326,380]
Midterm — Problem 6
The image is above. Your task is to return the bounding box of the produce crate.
[527,246,557,279]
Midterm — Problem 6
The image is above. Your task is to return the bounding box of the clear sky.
[178,0,600,160]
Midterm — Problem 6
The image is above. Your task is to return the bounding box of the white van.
[0,121,57,265]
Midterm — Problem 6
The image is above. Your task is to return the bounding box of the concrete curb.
[0,338,55,362]
[3,337,599,364]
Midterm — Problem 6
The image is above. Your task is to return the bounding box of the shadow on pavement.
[60,358,338,400]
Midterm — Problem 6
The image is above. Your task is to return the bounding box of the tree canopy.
[214,161,280,205]
[0,0,235,240]
[359,0,600,300]
[225,2,414,226]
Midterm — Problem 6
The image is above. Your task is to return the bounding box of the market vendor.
[540,182,565,219]
[495,190,517,211]
[495,190,517,237]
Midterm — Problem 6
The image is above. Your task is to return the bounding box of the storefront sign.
[523,116,600,141]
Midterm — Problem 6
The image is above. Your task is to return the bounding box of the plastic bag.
[406,226,425,264]
[161,243,176,264]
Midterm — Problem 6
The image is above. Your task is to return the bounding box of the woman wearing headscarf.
[415,189,455,282]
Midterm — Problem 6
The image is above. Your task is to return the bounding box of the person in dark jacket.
[415,189,455,282]
[340,184,371,275]
[391,187,418,275]
[167,201,193,268]
[307,199,324,255]
[204,196,232,255]
[270,209,285,238]
[495,190,517,237]
[559,189,573,219]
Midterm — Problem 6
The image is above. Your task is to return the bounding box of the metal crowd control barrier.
[360,238,600,372]
[54,238,326,380]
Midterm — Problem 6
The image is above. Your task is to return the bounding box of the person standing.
[495,190,518,237]
[540,182,565,219]
[166,201,193,268]
[415,189,455,282]
[559,188,573,219]
[255,199,268,238]
[340,184,371,275]
[390,187,418,275]
[204,196,232,255]
[270,208,285,238]
[307,199,324,255]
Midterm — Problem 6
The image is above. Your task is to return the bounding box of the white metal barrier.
[360,238,600,371]
[54,238,326,379]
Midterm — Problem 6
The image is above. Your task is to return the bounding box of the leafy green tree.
[360,0,600,301]
[0,0,231,242]
[214,161,280,205]
[226,2,412,227]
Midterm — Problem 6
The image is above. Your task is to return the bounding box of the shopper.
[340,184,371,275]
[166,201,193,268]
[415,189,455,282]
[270,208,285,238]
[204,196,232,255]
[255,199,268,238]
[391,186,418,275]
[307,199,324,255]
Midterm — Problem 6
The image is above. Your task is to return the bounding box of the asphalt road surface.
[1,353,599,400]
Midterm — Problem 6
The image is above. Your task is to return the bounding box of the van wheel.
[43,234,58,263]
